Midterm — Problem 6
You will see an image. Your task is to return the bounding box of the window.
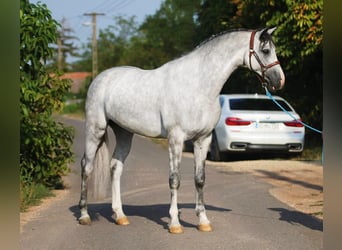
[229,98,293,111]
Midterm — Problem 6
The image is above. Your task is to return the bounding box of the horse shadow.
[69,203,231,230]
[69,204,322,231]
[269,208,323,231]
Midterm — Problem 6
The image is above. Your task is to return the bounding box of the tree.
[55,18,79,72]
[195,0,238,43]
[98,16,140,71]
[231,0,323,69]
[20,0,74,192]
[72,15,139,73]
[70,42,92,72]
[73,0,202,71]
[196,0,267,94]
[139,0,201,67]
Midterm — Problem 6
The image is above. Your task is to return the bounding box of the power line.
[106,0,128,13]
[113,0,137,14]
[85,0,122,15]
[92,0,114,13]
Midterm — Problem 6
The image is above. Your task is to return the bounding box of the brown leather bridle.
[249,30,280,86]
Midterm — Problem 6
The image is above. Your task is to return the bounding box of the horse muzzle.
[264,69,285,91]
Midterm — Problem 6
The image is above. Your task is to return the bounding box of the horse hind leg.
[193,135,213,232]
[79,155,92,225]
[79,124,106,225]
[109,121,133,226]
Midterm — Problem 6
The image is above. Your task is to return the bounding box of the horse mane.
[196,28,250,49]
[196,27,273,49]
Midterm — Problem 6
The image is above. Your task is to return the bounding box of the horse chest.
[161,99,220,137]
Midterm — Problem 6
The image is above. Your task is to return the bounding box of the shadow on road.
[256,170,323,191]
[269,208,323,231]
[70,203,231,230]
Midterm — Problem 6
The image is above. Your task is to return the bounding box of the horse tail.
[93,130,111,200]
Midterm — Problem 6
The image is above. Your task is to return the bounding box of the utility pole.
[84,12,105,79]
[57,36,63,72]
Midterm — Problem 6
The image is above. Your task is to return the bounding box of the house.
[60,72,91,94]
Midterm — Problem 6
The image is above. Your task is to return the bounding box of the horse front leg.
[193,135,213,232]
[168,128,185,234]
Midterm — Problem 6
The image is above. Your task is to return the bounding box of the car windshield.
[229,98,293,111]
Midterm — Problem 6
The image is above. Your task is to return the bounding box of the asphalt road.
[20,118,322,249]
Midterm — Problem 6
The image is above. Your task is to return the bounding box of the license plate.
[256,122,280,130]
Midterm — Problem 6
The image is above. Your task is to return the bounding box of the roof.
[60,72,91,93]
[60,72,91,80]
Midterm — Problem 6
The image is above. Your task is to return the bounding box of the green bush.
[20,0,74,200]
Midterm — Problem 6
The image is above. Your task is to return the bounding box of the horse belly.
[95,67,165,137]
[105,95,165,138]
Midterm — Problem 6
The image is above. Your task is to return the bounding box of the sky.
[31,0,165,62]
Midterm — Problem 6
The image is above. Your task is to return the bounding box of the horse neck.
[187,31,250,99]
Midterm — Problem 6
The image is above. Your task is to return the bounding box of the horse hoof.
[198,223,213,232]
[116,217,130,226]
[169,226,184,234]
[79,215,91,225]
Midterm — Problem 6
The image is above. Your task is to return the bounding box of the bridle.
[249,30,280,86]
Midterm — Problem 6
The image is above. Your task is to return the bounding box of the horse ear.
[260,27,277,37]
[260,27,276,41]
[266,27,277,35]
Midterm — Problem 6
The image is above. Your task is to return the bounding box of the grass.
[292,134,323,161]
[150,138,168,149]
[20,182,54,212]
[62,100,85,119]
[292,145,322,161]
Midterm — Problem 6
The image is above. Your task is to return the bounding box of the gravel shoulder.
[205,158,323,220]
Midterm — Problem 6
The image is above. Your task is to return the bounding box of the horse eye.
[262,49,270,55]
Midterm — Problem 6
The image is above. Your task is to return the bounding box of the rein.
[249,30,280,86]
[263,86,322,134]
[263,86,323,163]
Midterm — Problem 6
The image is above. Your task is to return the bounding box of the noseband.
[249,30,280,86]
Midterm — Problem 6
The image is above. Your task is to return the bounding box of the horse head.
[248,27,285,91]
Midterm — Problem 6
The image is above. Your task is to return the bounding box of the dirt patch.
[20,189,69,233]
[207,159,323,220]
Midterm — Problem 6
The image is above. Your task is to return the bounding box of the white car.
[210,94,305,161]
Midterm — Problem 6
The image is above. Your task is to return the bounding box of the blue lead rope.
[264,87,322,134]
[264,87,323,164]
